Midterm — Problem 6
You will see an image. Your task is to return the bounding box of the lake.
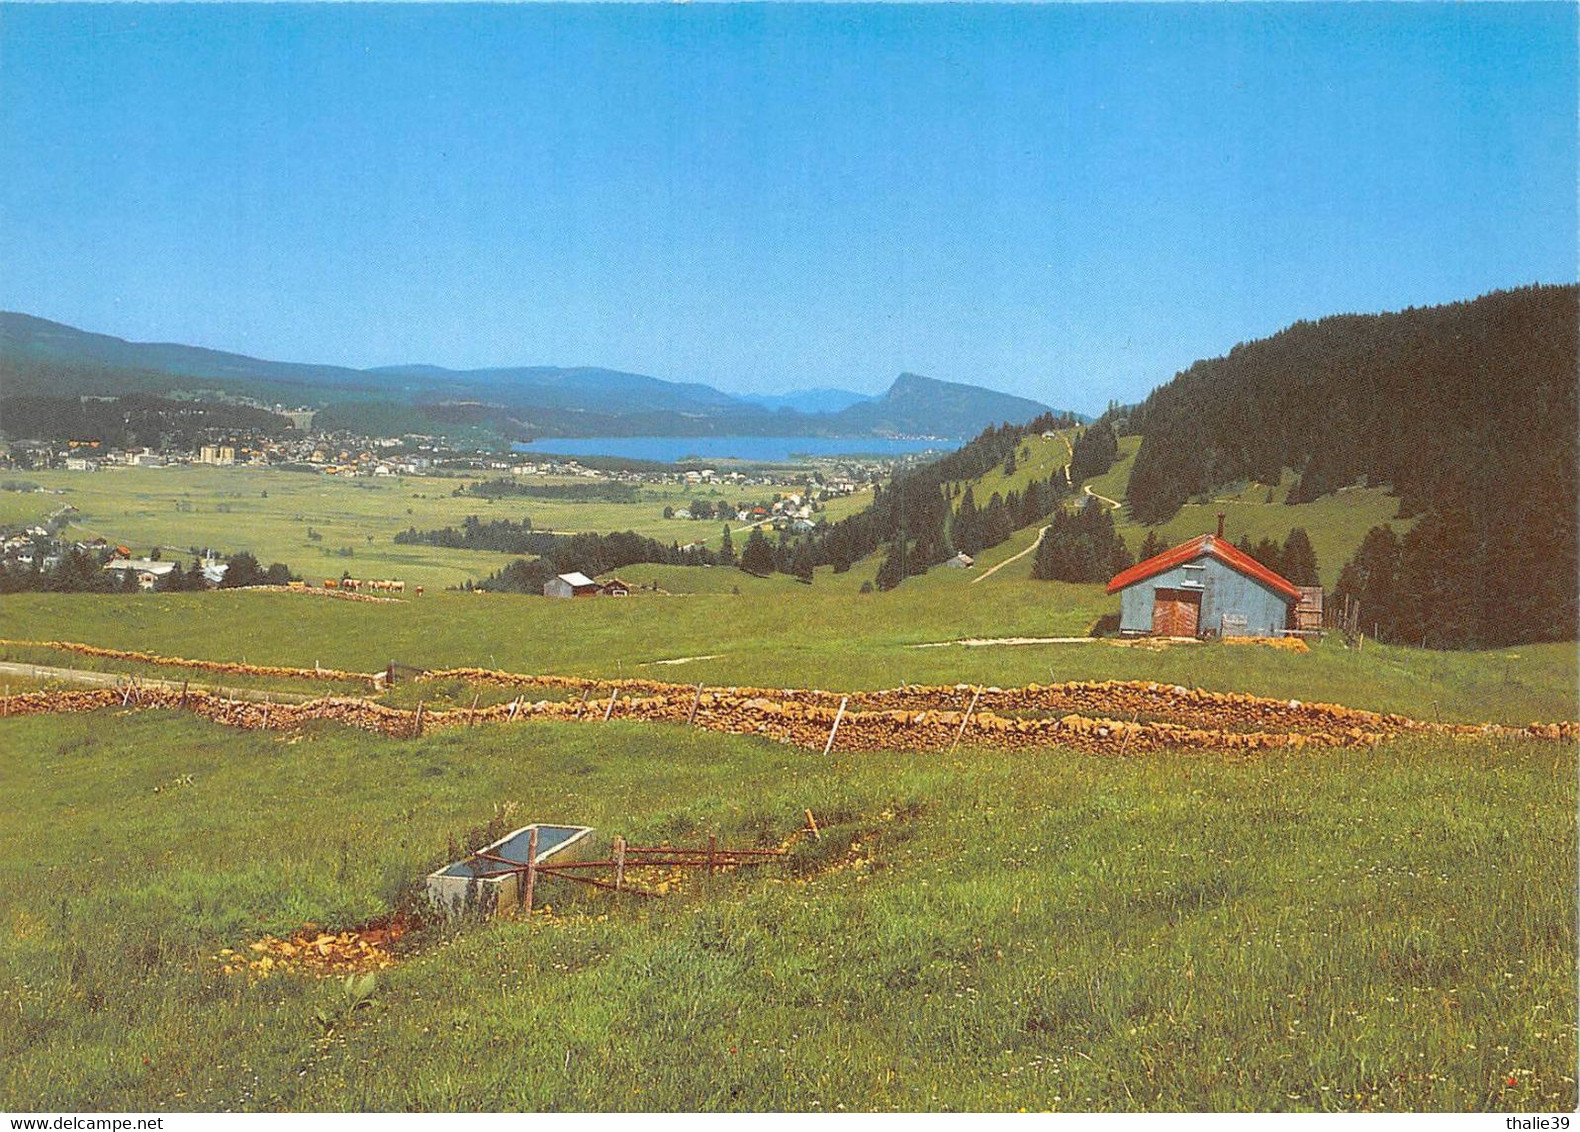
[512,435,957,464]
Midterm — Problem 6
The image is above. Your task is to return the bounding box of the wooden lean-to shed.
[1106,532,1301,639]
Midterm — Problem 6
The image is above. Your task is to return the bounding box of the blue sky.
[0,3,1573,411]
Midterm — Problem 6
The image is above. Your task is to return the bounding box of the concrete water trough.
[425,824,595,917]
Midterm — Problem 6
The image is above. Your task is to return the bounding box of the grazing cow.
[324,579,338,590]
[414,586,424,597]
[391,580,405,593]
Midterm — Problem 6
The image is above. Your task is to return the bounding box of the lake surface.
[513,435,957,463]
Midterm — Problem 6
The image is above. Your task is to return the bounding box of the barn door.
[1152,588,1202,637]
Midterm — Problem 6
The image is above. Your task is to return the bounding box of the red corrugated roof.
[1105,534,1301,601]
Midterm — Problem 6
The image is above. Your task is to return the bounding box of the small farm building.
[944,552,975,568]
[600,578,631,597]
[1106,534,1300,638]
[543,571,601,599]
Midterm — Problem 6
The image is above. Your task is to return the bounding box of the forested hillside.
[1124,284,1577,645]
[0,394,291,447]
[806,412,1079,586]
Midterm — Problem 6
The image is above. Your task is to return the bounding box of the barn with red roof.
[1106,524,1300,639]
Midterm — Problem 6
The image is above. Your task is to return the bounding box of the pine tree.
[1251,537,1283,572]
[738,528,774,576]
[219,551,266,588]
[954,487,981,555]
[1334,525,1402,639]
[874,542,906,591]
[1279,528,1320,586]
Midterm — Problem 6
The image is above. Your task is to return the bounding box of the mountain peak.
[830,372,1053,437]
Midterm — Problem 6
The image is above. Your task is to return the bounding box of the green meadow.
[14,465,872,591]
[0,590,1573,726]
[1,708,1573,1112]
[0,486,65,527]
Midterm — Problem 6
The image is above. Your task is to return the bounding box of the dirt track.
[0,638,379,687]
[0,660,320,704]
[970,525,1049,585]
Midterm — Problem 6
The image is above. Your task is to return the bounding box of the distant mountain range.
[736,388,874,414]
[0,312,1067,441]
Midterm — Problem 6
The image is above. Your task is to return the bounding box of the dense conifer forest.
[1122,285,1577,645]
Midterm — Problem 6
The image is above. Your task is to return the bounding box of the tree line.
[0,393,291,447]
[0,549,294,594]
[456,479,643,504]
[1333,513,1573,648]
[1031,499,1133,583]
[472,529,731,594]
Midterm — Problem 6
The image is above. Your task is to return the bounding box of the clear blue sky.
[0,3,1573,412]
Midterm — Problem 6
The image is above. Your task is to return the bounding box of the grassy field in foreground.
[1,710,1572,1111]
[0,591,1573,725]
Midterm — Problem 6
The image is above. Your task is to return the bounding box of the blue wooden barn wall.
[1117,555,1292,636]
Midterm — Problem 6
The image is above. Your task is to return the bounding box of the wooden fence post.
[950,687,983,753]
[506,695,522,723]
[179,679,189,709]
[468,692,480,727]
[821,696,849,756]
[687,683,704,726]
[412,700,425,738]
[613,835,626,892]
[602,688,618,722]
[522,827,539,914]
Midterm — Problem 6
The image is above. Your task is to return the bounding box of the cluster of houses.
[671,490,835,535]
[13,431,884,500]
[103,554,229,590]
[0,525,232,591]
[1,525,67,573]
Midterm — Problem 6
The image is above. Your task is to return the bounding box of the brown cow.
[324,579,339,590]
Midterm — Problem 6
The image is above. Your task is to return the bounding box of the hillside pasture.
[1081,436,1408,588]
